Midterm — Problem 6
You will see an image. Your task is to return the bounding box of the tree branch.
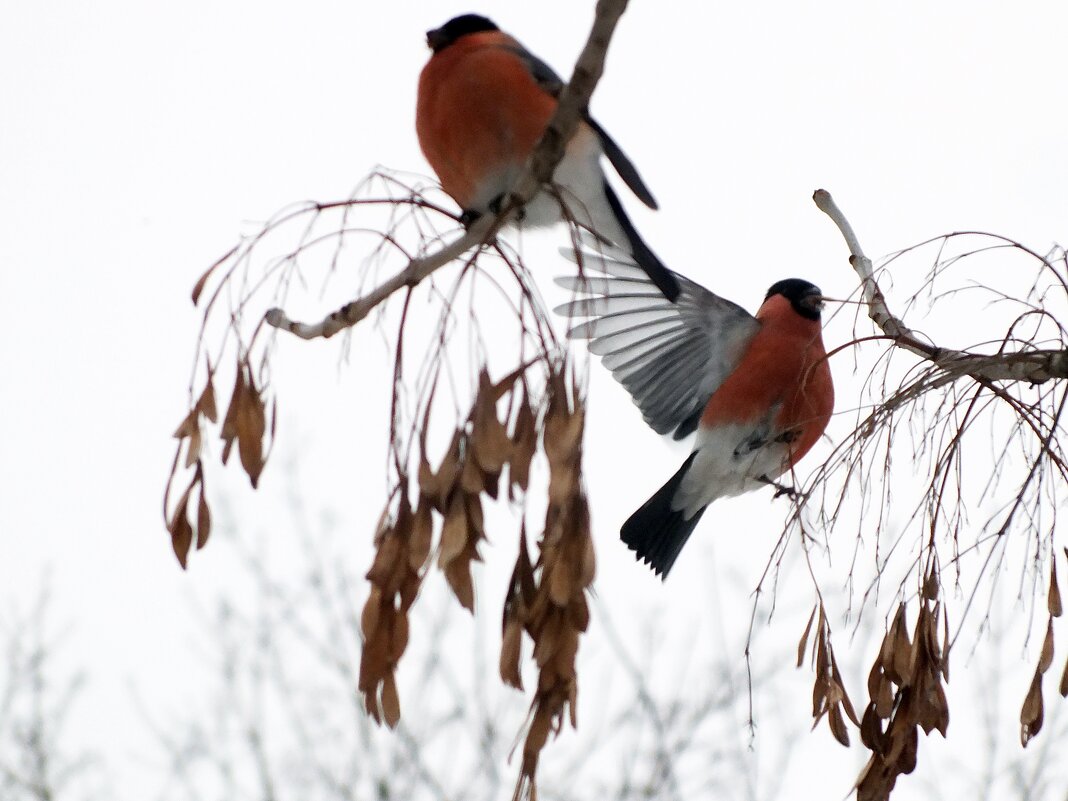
[265,0,632,341]
[813,188,1068,384]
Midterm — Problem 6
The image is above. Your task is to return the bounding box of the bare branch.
[814,189,1068,384]
[265,0,632,341]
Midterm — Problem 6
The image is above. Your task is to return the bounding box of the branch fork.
[814,189,1068,384]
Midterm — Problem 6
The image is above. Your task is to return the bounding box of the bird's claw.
[775,429,802,445]
[488,193,525,222]
[759,475,800,500]
[459,209,483,229]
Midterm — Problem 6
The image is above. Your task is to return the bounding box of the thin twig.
[814,189,1068,384]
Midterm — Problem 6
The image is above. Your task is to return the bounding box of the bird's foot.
[775,428,802,445]
[488,193,525,222]
[459,209,483,229]
[758,475,800,500]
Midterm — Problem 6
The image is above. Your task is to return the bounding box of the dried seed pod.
[195,370,218,422]
[567,592,590,633]
[543,403,584,469]
[219,365,246,464]
[409,498,434,571]
[367,529,402,588]
[890,607,912,687]
[509,376,595,801]
[445,555,476,611]
[1049,560,1062,617]
[578,528,596,589]
[168,488,194,569]
[828,705,850,747]
[500,618,524,690]
[855,591,952,800]
[548,555,575,608]
[552,628,580,679]
[471,370,513,476]
[1059,651,1068,698]
[173,410,199,440]
[508,388,537,495]
[438,492,469,568]
[235,363,267,487]
[874,673,894,719]
[358,611,390,696]
[361,586,382,639]
[1020,669,1044,746]
[797,606,817,669]
[860,704,886,752]
[419,430,463,511]
[399,571,421,613]
[195,487,212,550]
[1038,619,1055,675]
[388,613,410,663]
[380,671,401,729]
[533,609,563,668]
[521,704,554,777]
[460,443,488,495]
[465,493,485,539]
[358,490,426,731]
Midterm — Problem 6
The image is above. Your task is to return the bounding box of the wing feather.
[556,245,760,439]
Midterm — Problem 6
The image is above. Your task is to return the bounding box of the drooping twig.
[265,0,633,341]
[813,189,1068,384]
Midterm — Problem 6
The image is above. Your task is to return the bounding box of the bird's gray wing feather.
[556,238,760,439]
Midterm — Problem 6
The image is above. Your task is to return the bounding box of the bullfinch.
[417,14,681,302]
[556,240,834,577]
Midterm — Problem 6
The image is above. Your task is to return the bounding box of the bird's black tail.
[621,453,706,579]
[602,179,680,302]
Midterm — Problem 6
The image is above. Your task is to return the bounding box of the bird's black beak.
[426,27,446,52]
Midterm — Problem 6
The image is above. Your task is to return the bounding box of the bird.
[556,238,834,578]
[416,13,681,302]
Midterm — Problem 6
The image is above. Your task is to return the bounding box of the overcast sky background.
[3,1,1068,798]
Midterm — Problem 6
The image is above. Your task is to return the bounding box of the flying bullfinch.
[416,14,681,302]
[556,240,834,578]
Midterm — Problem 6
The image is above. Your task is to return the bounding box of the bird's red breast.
[416,31,557,211]
[699,293,834,468]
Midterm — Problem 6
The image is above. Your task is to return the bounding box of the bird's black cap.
[765,278,824,321]
[426,14,499,52]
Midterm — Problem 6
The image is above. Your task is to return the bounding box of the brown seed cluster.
[418,369,536,611]
[855,571,950,801]
[502,375,595,801]
[1020,551,1067,747]
[358,496,426,728]
[166,357,274,568]
[799,606,859,747]
[356,363,593,782]
[218,360,270,488]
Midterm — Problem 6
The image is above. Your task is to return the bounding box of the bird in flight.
[557,239,834,577]
[416,13,680,302]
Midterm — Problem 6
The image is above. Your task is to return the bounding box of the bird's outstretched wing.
[555,236,760,439]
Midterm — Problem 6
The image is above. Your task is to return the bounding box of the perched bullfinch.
[417,14,681,302]
[556,240,834,578]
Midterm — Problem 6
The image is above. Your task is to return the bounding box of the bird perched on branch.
[416,13,680,302]
[556,240,834,577]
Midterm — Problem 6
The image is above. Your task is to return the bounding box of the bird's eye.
[801,293,825,314]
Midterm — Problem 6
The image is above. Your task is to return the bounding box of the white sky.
[3,1,1068,798]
